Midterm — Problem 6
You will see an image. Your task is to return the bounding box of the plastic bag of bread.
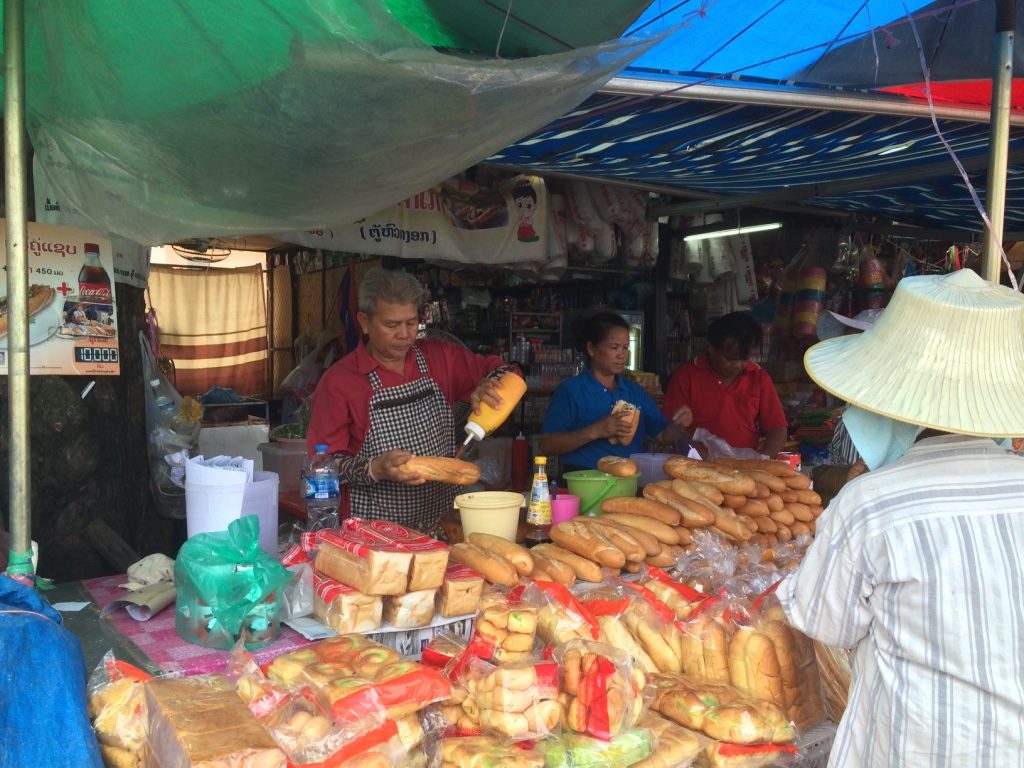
[539,728,653,768]
[312,570,384,633]
[87,653,153,768]
[435,736,544,768]
[673,529,739,595]
[814,641,851,723]
[649,672,796,744]
[228,641,394,767]
[633,712,703,768]
[618,579,693,674]
[577,588,659,675]
[265,634,451,721]
[456,656,562,741]
[145,675,287,768]
[555,639,649,741]
[280,549,316,620]
[421,631,467,670]
[452,585,539,672]
[521,579,601,648]
[727,589,825,732]
[642,567,714,621]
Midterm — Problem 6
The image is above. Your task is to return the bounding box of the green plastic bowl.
[564,469,640,515]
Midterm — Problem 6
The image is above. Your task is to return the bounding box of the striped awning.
[490,91,1024,232]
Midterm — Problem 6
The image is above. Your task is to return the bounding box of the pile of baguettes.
[606,455,824,548]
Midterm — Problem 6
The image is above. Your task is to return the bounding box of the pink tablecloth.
[83,574,313,677]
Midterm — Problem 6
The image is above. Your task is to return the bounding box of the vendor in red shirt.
[307,267,514,533]
[663,311,788,457]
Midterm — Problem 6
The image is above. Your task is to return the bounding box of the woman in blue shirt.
[539,311,691,478]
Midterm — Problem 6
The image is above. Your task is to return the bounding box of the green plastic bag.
[175,516,292,649]
[540,728,653,768]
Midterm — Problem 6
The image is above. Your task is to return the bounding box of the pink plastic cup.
[551,494,580,525]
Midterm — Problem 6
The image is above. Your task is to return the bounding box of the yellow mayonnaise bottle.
[459,371,528,454]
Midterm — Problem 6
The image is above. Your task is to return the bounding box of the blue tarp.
[0,575,101,768]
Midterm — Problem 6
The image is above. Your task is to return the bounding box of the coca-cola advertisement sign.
[0,220,120,375]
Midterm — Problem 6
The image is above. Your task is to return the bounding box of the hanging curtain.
[147,264,268,396]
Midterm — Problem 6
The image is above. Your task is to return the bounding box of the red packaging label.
[532,580,600,640]
[319,518,446,560]
[281,543,311,567]
[444,563,483,583]
[621,580,684,632]
[646,567,711,604]
[313,571,359,602]
[531,660,560,695]
[582,597,631,618]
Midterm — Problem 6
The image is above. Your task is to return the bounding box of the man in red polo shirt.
[307,267,513,533]
[662,312,788,457]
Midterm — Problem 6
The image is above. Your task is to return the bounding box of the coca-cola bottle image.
[78,242,111,304]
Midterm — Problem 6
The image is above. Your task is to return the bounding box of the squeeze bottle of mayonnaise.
[459,371,528,454]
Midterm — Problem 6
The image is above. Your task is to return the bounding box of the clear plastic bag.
[457,655,561,741]
[141,331,200,519]
[86,652,154,766]
[691,428,768,461]
[555,639,649,741]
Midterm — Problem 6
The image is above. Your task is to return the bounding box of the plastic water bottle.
[302,444,340,532]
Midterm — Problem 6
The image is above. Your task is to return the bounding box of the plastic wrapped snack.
[522,580,600,649]
[313,571,384,634]
[578,591,658,675]
[456,586,539,669]
[539,728,653,768]
[384,589,437,629]
[458,656,561,741]
[632,712,703,768]
[265,634,451,720]
[642,567,713,621]
[649,672,795,745]
[87,654,154,768]
[555,639,648,741]
[701,741,799,768]
[145,675,287,768]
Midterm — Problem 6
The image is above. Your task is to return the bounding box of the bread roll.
[580,518,648,561]
[467,532,534,576]
[601,496,680,526]
[597,518,661,556]
[597,455,639,477]
[402,455,481,485]
[529,552,577,587]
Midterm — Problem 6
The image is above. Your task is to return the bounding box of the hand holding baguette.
[400,455,481,486]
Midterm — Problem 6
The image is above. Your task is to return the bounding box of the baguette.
[765,494,784,512]
[769,509,795,526]
[602,496,680,526]
[529,552,576,587]
[580,519,647,562]
[644,485,715,527]
[712,457,799,478]
[675,526,693,547]
[737,498,769,518]
[783,502,814,523]
[739,516,758,533]
[531,544,604,583]
[752,481,771,500]
[598,513,679,545]
[685,480,726,506]
[595,518,661,556]
[668,480,723,512]
[597,456,639,478]
[663,458,757,496]
[794,489,822,506]
[712,507,753,542]
[467,533,534,576]
[783,473,812,490]
[776,523,793,542]
[742,469,787,493]
[449,543,518,587]
[755,516,778,534]
[789,521,812,538]
[645,546,677,568]
[402,455,481,485]
[551,521,626,568]
[722,493,748,510]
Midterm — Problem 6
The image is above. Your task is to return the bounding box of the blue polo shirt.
[542,368,669,470]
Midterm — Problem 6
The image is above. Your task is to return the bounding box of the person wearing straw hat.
[779,269,1024,768]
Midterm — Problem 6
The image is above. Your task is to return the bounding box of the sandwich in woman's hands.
[608,400,640,445]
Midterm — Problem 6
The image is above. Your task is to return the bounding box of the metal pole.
[4,0,32,582]
[982,0,1015,283]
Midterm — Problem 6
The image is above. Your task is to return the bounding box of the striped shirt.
[778,435,1024,768]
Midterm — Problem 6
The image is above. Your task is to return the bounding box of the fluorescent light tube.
[683,222,782,242]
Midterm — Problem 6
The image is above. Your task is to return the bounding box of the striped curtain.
[147,264,268,396]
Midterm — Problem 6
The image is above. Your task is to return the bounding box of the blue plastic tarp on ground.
[0,575,101,768]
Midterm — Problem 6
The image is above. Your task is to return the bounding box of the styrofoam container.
[629,453,673,486]
[258,441,306,492]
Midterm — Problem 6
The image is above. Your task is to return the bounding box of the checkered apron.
[352,346,457,533]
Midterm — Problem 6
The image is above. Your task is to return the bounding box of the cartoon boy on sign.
[511,182,540,243]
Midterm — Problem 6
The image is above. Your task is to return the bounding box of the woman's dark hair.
[707,312,762,359]
[579,311,629,359]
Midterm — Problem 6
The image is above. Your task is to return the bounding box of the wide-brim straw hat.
[804,269,1024,437]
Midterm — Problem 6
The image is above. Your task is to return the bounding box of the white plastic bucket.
[454,491,525,542]
[243,471,280,555]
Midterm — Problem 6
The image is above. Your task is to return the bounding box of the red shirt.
[662,353,787,451]
[307,338,506,458]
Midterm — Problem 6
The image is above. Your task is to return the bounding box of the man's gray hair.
[358,267,424,315]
